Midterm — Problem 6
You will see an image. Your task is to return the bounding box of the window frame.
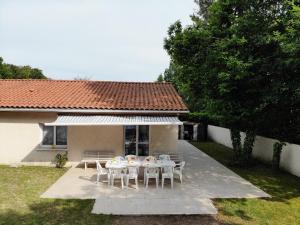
[41,125,68,149]
[124,125,150,156]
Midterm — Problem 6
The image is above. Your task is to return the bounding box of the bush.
[180,112,209,123]
[179,112,222,126]
[55,152,68,168]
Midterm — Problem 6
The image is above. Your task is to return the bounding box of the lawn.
[1,142,300,225]
[191,141,300,225]
[0,165,215,225]
[0,166,112,225]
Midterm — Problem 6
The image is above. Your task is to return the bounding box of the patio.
[41,140,269,215]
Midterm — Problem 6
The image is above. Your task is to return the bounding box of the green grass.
[190,141,300,225]
[1,143,300,225]
[0,166,112,225]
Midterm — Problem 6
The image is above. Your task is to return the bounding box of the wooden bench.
[81,150,115,171]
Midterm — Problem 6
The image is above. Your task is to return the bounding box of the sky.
[0,0,196,81]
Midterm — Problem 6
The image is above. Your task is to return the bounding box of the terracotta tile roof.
[0,79,188,112]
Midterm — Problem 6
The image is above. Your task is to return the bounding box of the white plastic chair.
[110,168,125,189]
[159,154,171,161]
[144,167,159,188]
[113,156,125,162]
[125,155,137,161]
[144,156,156,162]
[96,160,110,185]
[161,166,174,189]
[174,161,185,183]
[126,166,139,189]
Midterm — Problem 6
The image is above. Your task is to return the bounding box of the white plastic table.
[105,161,127,169]
[105,159,175,169]
[142,160,175,168]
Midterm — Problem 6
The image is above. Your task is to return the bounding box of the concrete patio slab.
[92,197,217,215]
[41,140,269,214]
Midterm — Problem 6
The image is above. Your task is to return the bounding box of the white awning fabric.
[45,115,183,126]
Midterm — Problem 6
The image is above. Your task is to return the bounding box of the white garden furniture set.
[96,154,185,189]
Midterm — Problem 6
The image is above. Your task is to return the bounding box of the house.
[0,79,188,166]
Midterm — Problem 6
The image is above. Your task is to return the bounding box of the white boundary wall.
[207,125,300,178]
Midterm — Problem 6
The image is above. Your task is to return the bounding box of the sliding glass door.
[124,125,137,155]
[124,125,149,156]
[138,125,149,156]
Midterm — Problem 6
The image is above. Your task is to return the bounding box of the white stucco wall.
[0,112,60,166]
[0,112,179,166]
[150,125,179,154]
[208,125,300,177]
[68,126,124,163]
[207,125,234,149]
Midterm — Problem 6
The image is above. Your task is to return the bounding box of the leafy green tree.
[194,0,214,20]
[164,0,300,166]
[0,57,47,79]
[259,3,300,169]
[156,74,164,82]
[162,61,181,83]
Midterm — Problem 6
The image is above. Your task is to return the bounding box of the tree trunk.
[230,128,242,161]
[230,129,256,166]
[242,130,256,165]
[272,141,286,170]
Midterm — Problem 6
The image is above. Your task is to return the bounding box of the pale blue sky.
[0,0,195,81]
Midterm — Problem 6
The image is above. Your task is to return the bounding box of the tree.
[194,0,214,20]
[259,3,300,169]
[164,0,300,166]
[162,61,180,83]
[156,74,164,82]
[0,57,47,79]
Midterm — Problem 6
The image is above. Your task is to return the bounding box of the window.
[42,125,67,147]
[56,126,68,145]
[124,125,149,156]
[42,126,54,145]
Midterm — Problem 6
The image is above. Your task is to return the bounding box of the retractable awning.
[45,115,183,126]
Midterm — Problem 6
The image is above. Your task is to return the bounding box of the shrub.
[180,112,209,123]
[55,152,68,168]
